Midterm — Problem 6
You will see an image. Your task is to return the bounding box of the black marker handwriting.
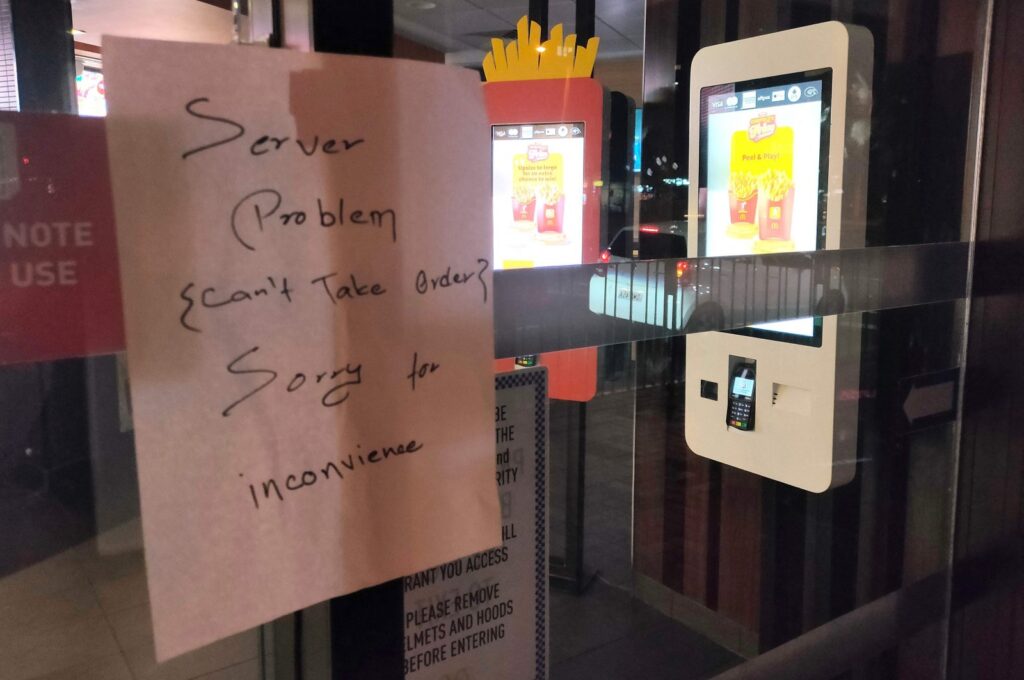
[179,282,200,333]
[310,272,386,304]
[230,189,282,252]
[179,277,293,333]
[223,346,278,417]
[182,98,246,160]
[242,438,424,510]
[407,352,440,391]
[476,257,490,303]
[222,345,363,416]
[230,190,397,251]
[414,258,490,304]
[249,134,363,156]
[180,97,363,160]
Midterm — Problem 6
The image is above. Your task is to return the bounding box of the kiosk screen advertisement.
[700,70,831,343]
[76,65,107,117]
[492,122,585,270]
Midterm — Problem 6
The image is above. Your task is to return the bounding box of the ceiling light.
[69,28,87,36]
[405,1,437,9]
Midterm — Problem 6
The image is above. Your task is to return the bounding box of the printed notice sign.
[0,113,124,365]
[103,38,500,660]
[404,369,548,680]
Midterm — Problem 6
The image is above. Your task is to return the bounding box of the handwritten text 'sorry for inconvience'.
[103,38,500,659]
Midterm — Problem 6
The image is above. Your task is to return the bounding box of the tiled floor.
[548,384,741,680]
[0,520,260,680]
[551,588,739,680]
[2,374,735,680]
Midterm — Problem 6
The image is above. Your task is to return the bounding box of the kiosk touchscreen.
[685,22,872,492]
[486,78,605,402]
[492,122,587,270]
[703,70,828,344]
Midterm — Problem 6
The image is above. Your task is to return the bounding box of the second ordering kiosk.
[685,23,873,492]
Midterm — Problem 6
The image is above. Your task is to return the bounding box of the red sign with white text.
[0,112,124,365]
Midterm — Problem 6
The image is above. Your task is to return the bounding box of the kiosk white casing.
[685,22,873,492]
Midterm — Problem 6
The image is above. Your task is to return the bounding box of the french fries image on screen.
[728,171,758,224]
[536,181,565,235]
[511,145,567,242]
[758,169,793,200]
[756,169,794,242]
[511,182,537,227]
[727,116,795,245]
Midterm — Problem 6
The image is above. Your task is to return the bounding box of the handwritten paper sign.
[103,37,500,660]
[404,369,549,679]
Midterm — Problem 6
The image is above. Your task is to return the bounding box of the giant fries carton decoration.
[483,17,604,403]
[485,16,600,262]
[483,16,600,82]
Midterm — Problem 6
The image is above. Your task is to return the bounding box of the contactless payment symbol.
[787,86,802,102]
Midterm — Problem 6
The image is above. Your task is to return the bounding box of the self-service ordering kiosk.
[685,22,873,492]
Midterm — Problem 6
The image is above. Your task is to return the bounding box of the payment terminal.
[727,362,756,431]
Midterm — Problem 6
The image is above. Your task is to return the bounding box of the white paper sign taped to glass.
[103,38,501,660]
[404,368,549,679]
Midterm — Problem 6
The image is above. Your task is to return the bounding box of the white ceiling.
[70,0,233,49]
[395,0,645,63]
[69,0,642,62]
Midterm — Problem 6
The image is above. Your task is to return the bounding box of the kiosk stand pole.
[528,0,549,40]
[576,0,596,44]
[311,0,393,56]
[304,3,405,678]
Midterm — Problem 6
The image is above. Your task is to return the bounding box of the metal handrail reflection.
[493,241,970,357]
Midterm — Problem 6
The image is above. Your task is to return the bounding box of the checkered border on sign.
[495,368,548,680]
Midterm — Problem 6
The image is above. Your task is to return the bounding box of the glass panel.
[625,0,987,676]
[493,243,971,356]
[0,0,1000,679]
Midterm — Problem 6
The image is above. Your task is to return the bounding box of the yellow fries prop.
[483,16,600,82]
